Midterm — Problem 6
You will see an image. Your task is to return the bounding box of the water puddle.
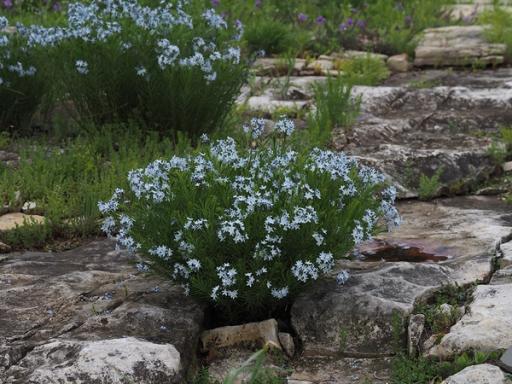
[358,239,451,263]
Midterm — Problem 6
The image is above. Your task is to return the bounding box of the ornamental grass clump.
[99,118,400,319]
[0,16,47,132]
[17,0,246,140]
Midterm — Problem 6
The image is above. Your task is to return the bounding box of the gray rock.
[6,337,182,384]
[0,240,204,382]
[278,332,295,358]
[441,364,509,384]
[336,81,512,198]
[490,266,512,285]
[408,314,425,357]
[429,284,512,359]
[292,196,512,357]
[414,26,506,67]
[501,347,512,374]
[500,241,512,267]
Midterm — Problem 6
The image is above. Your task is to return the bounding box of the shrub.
[100,118,400,318]
[16,0,247,140]
[0,16,48,133]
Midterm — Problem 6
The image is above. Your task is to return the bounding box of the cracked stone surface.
[428,283,512,359]
[0,240,204,383]
[291,196,512,357]
[240,69,512,198]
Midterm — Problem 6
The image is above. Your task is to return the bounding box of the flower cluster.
[99,121,400,313]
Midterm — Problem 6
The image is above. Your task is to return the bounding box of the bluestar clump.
[12,0,246,138]
[0,16,47,131]
[99,118,400,314]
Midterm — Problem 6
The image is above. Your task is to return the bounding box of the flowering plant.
[100,118,400,317]
[0,16,47,132]
[17,0,246,139]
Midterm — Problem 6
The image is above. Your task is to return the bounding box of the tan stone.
[0,212,45,231]
[200,319,281,352]
[387,54,412,72]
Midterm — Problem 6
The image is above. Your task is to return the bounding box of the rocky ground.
[2,12,512,384]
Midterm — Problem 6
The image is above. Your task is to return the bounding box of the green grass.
[418,168,443,201]
[336,55,390,86]
[479,7,512,61]
[0,124,179,250]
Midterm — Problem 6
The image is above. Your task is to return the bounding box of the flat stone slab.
[291,196,512,357]
[0,240,204,383]
[441,364,510,384]
[429,284,512,359]
[414,26,506,67]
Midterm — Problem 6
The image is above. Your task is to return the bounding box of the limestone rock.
[335,50,388,62]
[0,240,204,382]
[201,319,281,352]
[501,241,512,267]
[0,150,19,167]
[414,26,506,67]
[429,284,512,359]
[503,161,512,173]
[387,54,412,73]
[278,332,295,357]
[490,266,512,285]
[7,337,182,384]
[0,212,45,231]
[292,196,512,357]
[0,241,11,253]
[501,347,512,374]
[408,314,425,357]
[441,364,509,384]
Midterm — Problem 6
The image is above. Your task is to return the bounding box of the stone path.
[0,240,203,383]
[241,68,512,198]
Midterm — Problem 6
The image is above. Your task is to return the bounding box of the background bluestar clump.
[0,0,247,138]
[99,119,400,318]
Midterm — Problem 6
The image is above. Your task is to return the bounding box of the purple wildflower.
[356,19,366,29]
[404,15,412,27]
[297,13,308,23]
[211,0,220,7]
[347,17,354,26]
[255,0,262,8]
[339,23,347,31]
[315,15,326,25]
[52,1,61,11]
[2,0,13,9]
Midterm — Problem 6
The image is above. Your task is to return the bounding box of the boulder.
[6,337,182,384]
[414,26,506,67]
[0,240,204,382]
[429,284,512,358]
[441,364,509,384]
